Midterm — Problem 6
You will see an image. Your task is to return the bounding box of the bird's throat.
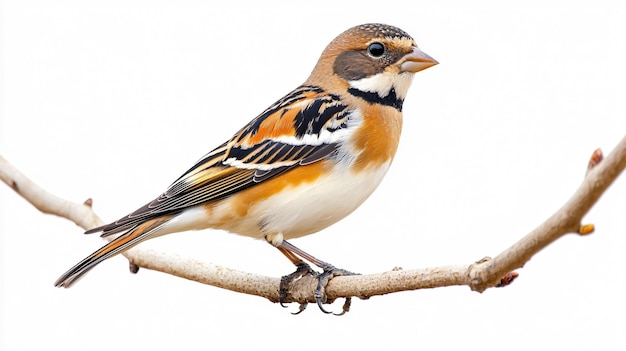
[347,87,403,111]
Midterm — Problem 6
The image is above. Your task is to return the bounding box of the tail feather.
[84,225,105,235]
[55,216,173,288]
[84,222,135,238]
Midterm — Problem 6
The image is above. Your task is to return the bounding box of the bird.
[54,23,437,313]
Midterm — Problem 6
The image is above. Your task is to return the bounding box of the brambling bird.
[55,23,437,313]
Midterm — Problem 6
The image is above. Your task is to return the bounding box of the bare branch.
[1,135,625,306]
[467,136,626,292]
[0,156,103,230]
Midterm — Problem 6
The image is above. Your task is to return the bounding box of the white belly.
[213,161,392,240]
[156,160,392,241]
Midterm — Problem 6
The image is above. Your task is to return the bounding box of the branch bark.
[1,135,625,307]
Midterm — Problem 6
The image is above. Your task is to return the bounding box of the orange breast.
[351,104,403,171]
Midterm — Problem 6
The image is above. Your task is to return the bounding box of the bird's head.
[306,23,437,104]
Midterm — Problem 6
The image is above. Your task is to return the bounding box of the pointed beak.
[399,46,438,73]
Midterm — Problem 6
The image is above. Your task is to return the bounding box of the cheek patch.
[333,50,383,81]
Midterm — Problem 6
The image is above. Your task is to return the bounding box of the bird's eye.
[367,42,386,58]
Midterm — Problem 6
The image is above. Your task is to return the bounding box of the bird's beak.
[399,47,438,73]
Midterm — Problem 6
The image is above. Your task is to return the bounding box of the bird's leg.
[276,238,358,315]
[275,246,316,313]
[266,232,315,311]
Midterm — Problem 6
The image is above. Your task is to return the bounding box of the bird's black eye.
[367,42,386,58]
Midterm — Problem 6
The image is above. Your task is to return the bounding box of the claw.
[315,269,333,314]
[315,286,332,314]
[334,297,352,316]
[291,303,308,315]
[314,264,358,315]
[279,278,289,308]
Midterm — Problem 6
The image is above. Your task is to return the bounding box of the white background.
[2,1,625,350]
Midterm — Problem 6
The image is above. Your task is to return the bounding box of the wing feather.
[92,85,353,236]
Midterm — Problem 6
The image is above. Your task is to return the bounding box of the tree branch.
[1,135,625,307]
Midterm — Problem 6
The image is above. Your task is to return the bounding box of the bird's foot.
[315,263,358,316]
[279,261,316,314]
[278,261,358,315]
